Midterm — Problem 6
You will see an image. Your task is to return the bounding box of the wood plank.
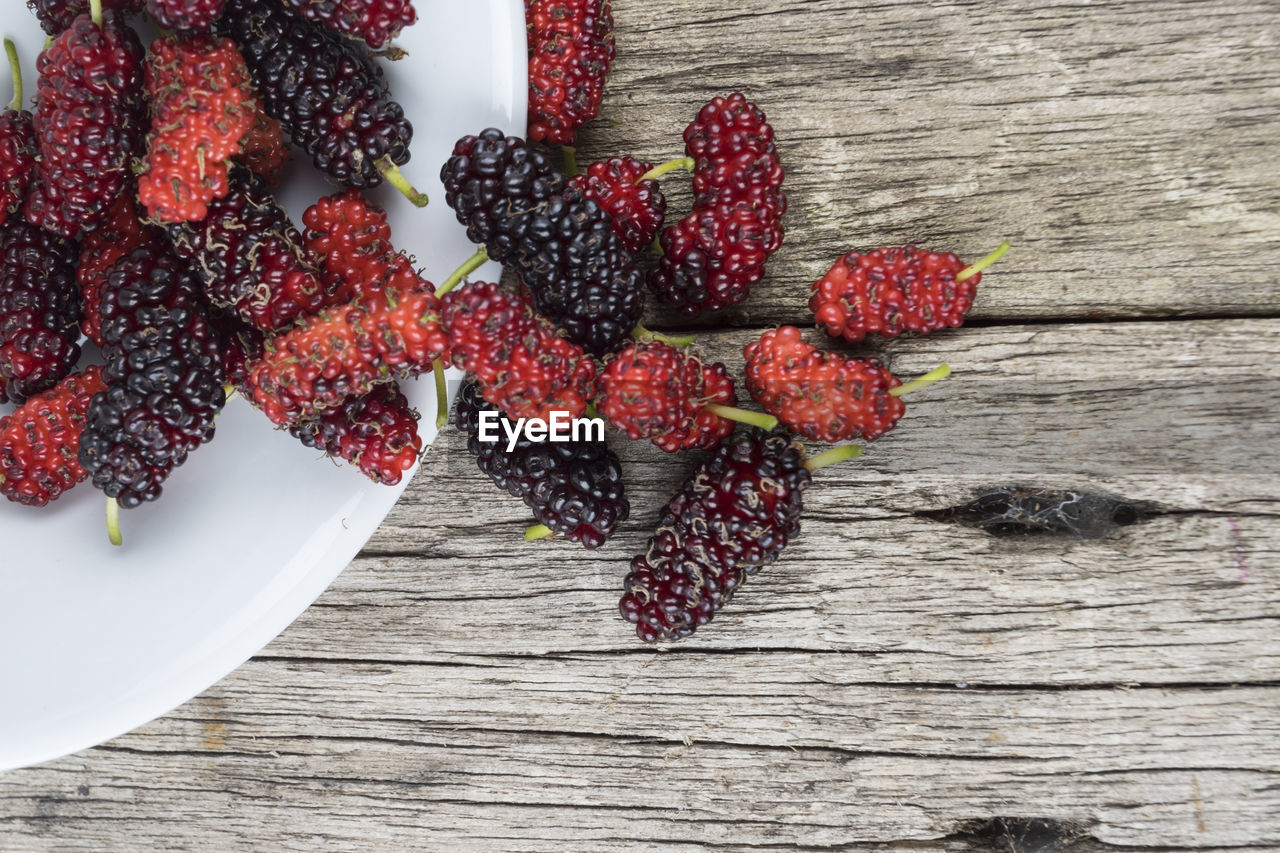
[580,0,1280,326]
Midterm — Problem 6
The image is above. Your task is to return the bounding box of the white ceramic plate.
[0,0,526,771]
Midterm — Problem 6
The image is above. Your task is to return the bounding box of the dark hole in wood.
[918,488,1141,539]
[949,817,1095,852]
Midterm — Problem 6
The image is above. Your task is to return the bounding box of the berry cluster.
[138,35,255,224]
[649,93,786,315]
[455,381,628,549]
[441,128,643,354]
[526,0,615,146]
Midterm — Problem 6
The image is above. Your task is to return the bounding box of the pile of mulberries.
[24,9,146,240]
[620,431,812,642]
[167,166,335,331]
[138,35,256,224]
[78,244,226,508]
[440,129,643,354]
[454,381,628,549]
[526,0,615,145]
[649,93,786,315]
[0,365,106,506]
[220,0,417,194]
[0,220,82,404]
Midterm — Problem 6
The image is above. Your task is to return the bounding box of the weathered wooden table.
[4,1,1278,849]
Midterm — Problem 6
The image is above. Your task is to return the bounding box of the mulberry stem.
[803,444,863,472]
[106,498,122,547]
[435,247,488,296]
[4,39,21,112]
[378,158,428,207]
[433,358,448,429]
[525,523,553,541]
[889,364,951,398]
[632,323,695,347]
[639,157,695,182]
[704,404,778,431]
[562,145,578,178]
[957,239,1011,282]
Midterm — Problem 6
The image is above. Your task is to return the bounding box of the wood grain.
[3,0,1279,850]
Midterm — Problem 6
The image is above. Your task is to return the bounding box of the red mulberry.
[24,9,146,240]
[289,381,422,485]
[138,35,255,224]
[810,242,1010,342]
[26,0,143,35]
[0,40,37,228]
[235,112,289,186]
[0,365,106,506]
[593,340,775,453]
[526,0,615,146]
[566,156,666,254]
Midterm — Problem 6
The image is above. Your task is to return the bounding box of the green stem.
[889,364,951,398]
[803,444,863,472]
[525,524,553,541]
[562,144,578,178]
[639,156,695,182]
[378,158,428,207]
[4,39,21,112]
[584,402,600,420]
[106,498,122,547]
[632,323,696,347]
[704,404,778,431]
[435,247,488,296]
[89,0,103,26]
[956,239,1011,282]
[433,358,448,429]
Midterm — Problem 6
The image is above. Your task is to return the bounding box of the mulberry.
[77,190,157,348]
[0,40,37,228]
[454,380,627,548]
[26,0,143,35]
[593,340,774,453]
[0,365,106,506]
[235,111,289,186]
[289,381,422,485]
[220,0,424,201]
[526,0,615,146]
[566,156,666,254]
[24,8,146,240]
[280,0,417,49]
[810,242,1010,342]
[146,0,226,31]
[138,35,255,224]
[0,219,81,404]
[78,244,225,509]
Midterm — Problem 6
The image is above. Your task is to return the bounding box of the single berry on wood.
[525,0,615,146]
[290,381,422,485]
[620,431,836,643]
[23,8,146,240]
[0,365,106,506]
[454,380,628,548]
[280,0,417,49]
[138,35,256,224]
[0,40,37,229]
[220,0,426,204]
[593,340,776,453]
[810,241,1011,341]
[0,219,82,404]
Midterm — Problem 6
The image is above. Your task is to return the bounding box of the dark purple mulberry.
[0,219,81,404]
[440,128,643,354]
[620,431,811,642]
[78,243,226,508]
[279,0,416,49]
[26,0,144,35]
[454,380,628,549]
[220,0,414,191]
